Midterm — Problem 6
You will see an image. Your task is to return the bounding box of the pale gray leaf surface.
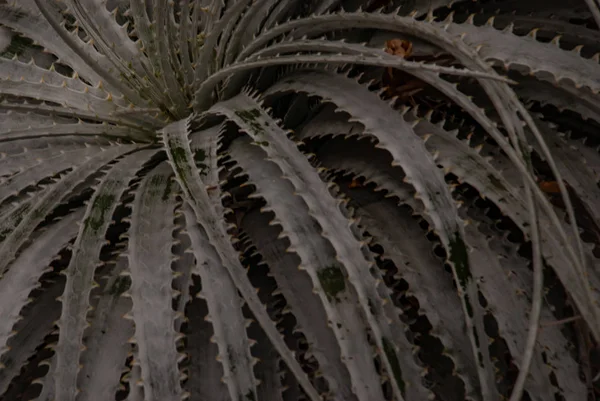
[183,205,258,401]
[0,138,112,176]
[0,111,74,132]
[167,120,266,401]
[237,2,551,230]
[409,119,600,332]
[209,95,430,401]
[0,276,63,397]
[370,65,591,312]
[222,0,280,67]
[188,124,222,216]
[264,72,461,247]
[0,210,82,358]
[265,73,496,400]
[0,3,105,86]
[182,273,230,401]
[198,53,510,112]
[515,77,600,124]
[77,257,135,401]
[441,20,600,93]
[0,121,151,143]
[162,117,321,401]
[0,79,128,118]
[558,137,600,184]
[213,0,253,75]
[0,145,107,206]
[323,140,581,400]
[348,191,481,400]
[246,321,285,401]
[240,209,343,401]
[0,200,32,241]
[0,2,598,400]
[0,143,137,275]
[53,149,156,401]
[125,360,144,401]
[66,0,151,85]
[194,0,253,88]
[461,199,587,401]
[463,217,555,400]
[298,121,479,396]
[188,123,260,400]
[128,0,158,74]
[231,137,372,401]
[177,0,195,89]
[527,117,600,225]
[31,0,147,104]
[172,208,195,334]
[0,211,81,397]
[153,0,188,116]
[316,115,600,381]
[0,102,153,129]
[127,161,183,401]
[0,57,131,110]
[304,131,482,399]
[5,0,144,104]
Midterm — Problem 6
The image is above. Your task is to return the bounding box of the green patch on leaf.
[85,194,116,233]
[148,174,171,199]
[149,173,165,187]
[235,108,260,122]
[382,337,405,395]
[169,143,187,167]
[109,275,131,295]
[168,141,192,181]
[317,265,346,302]
[235,109,264,136]
[162,176,174,200]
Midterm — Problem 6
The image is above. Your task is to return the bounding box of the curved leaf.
[126,161,183,401]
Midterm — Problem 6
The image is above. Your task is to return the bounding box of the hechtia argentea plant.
[1,0,600,400]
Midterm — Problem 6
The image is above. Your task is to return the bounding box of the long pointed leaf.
[182,205,259,401]
[230,137,376,401]
[0,143,138,275]
[127,161,183,401]
[0,210,82,373]
[265,73,498,400]
[207,94,432,401]
[162,117,322,401]
[53,149,156,401]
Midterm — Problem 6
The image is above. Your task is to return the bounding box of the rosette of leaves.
[1,0,600,400]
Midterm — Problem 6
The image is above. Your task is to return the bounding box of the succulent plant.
[1,0,600,400]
